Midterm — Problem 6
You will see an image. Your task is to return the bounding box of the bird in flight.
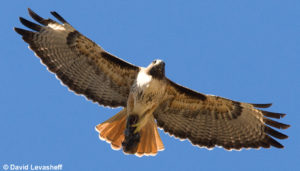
[15,9,290,157]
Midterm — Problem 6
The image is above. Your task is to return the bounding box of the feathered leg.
[122,114,141,153]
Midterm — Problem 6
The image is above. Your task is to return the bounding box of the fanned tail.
[135,116,164,157]
[95,109,164,156]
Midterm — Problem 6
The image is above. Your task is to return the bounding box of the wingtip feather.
[27,8,48,25]
[50,11,68,24]
[265,126,288,140]
[252,103,272,108]
[263,118,290,130]
[19,17,42,31]
[261,110,286,119]
[14,27,33,37]
[265,136,284,148]
[14,27,21,34]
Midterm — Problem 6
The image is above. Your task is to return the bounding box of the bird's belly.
[132,93,157,115]
[131,80,165,115]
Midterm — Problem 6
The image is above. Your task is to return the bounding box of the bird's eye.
[153,60,157,64]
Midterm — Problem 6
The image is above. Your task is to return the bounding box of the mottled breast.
[131,69,166,114]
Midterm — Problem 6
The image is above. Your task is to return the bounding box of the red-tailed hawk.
[15,9,290,157]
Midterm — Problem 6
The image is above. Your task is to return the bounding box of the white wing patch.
[47,23,66,30]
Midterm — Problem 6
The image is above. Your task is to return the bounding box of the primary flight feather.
[15,9,290,156]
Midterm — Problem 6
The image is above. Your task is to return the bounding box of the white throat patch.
[136,70,152,88]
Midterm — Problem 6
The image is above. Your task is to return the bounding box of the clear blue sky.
[1,0,299,171]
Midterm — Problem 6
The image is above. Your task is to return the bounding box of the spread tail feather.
[135,116,164,157]
[95,109,164,156]
[95,109,127,150]
[154,123,164,151]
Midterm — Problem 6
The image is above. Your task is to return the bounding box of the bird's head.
[147,59,165,79]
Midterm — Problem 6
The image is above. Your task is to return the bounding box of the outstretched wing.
[15,9,139,107]
[153,79,290,150]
